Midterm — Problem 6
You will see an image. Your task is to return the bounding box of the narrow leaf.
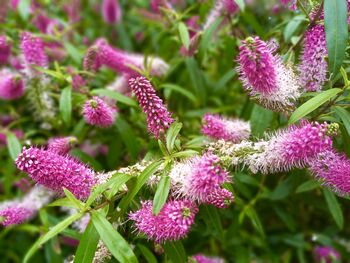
[163,241,186,262]
[63,188,84,210]
[63,42,83,65]
[137,244,157,263]
[296,180,320,193]
[334,106,350,136]
[60,87,72,125]
[6,132,22,160]
[91,89,137,107]
[74,222,99,263]
[161,84,197,103]
[166,122,182,152]
[153,175,171,215]
[323,189,344,229]
[178,22,190,49]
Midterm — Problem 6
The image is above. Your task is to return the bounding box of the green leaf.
[115,118,140,160]
[118,160,163,210]
[178,22,190,50]
[74,222,99,263]
[63,42,83,65]
[63,188,84,210]
[334,106,350,136]
[324,0,349,77]
[91,89,137,107]
[166,122,182,152]
[18,0,31,20]
[60,87,72,125]
[48,197,76,208]
[284,15,305,42]
[161,84,197,103]
[296,180,320,193]
[185,57,206,104]
[91,211,138,263]
[202,206,224,241]
[234,0,245,11]
[163,241,186,262]
[24,213,83,263]
[250,105,273,136]
[6,132,22,160]
[137,244,157,263]
[153,175,171,215]
[170,150,198,158]
[323,189,344,229]
[199,18,223,54]
[288,88,342,124]
[246,207,265,237]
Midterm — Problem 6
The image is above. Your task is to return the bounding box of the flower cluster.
[48,136,78,155]
[237,36,301,112]
[202,113,251,142]
[190,254,225,263]
[128,76,174,138]
[101,0,121,24]
[129,200,198,242]
[0,35,12,64]
[0,69,24,100]
[83,96,116,128]
[313,246,341,263]
[16,146,96,199]
[203,0,239,30]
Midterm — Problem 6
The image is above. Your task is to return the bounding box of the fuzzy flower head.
[101,0,122,24]
[48,136,78,155]
[16,147,96,199]
[129,200,198,243]
[205,188,234,208]
[299,24,328,91]
[309,149,350,196]
[128,76,174,138]
[0,70,25,100]
[190,254,225,263]
[0,205,34,226]
[20,32,48,75]
[0,35,12,64]
[314,246,341,263]
[83,96,116,128]
[202,114,251,142]
[281,0,297,11]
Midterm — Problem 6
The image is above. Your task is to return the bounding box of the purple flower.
[169,153,230,202]
[82,96,116,128]
[205,188,234,208]
[128,76,174,138]
[222,0,239,14]
[202,113,251,142]
[150,0,172,13]
[191,254,225,263]
[299,25,328,91]
[314,246,341,263]
[203,0,239,30]
[0,35,12,65]
[0,70,25,100]
[20,32,48,75]
[281,0,297,11]
[16,147,96,199]
[101,0,121,24]
[0,185,54,226]
[48,136,78,155]
[309,149,350,196]
[129,200,198,242]
[83,39,169,77]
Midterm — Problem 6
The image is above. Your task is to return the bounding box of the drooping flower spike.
[129,199,198,243]
[0,69,25,100]
[128,76,174,138]
[16,147,96,199]
[202,113,251,143]
[48,136,78,155]
[0,185,54,226]
[82,96,116,128]
[101,0,122,24]
[237,36,301,112]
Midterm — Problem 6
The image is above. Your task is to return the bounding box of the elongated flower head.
[130,200,198,243]
[222,0,239,14]
[16,147,96,199]
[191,254,225,263]
[314,246,341,263]
[299,24,327,91]
[128,76,173,138]
[205,188,234,208]
[238,37,278,95]
[102,0,121,24]
[83,96,116,128]
[202,114,250,142]
[48,136,78,155]
[309,149,350,196]
[0,205,34,226]
[0,70,25,100]
[0,35,12,64]
[20,32,48,74]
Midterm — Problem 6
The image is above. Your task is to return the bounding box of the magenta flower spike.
[205,188,234,208]
[150,0,173,13]
[202,113,251,142]
[16,147,96,199]
[299,24,328,91]
[82,96,116,128]
[20,32,48,76]
[314,246,341,263]
[48,136,78,155]
[129,200,198,242]
[0,35,12,64]
[102,0,122,24]
[281,0,297,11]
[0,205,34,226]
[309,149,350,196]
[191,254,225,263]
[0,70,25,100]
[128,76,174,138]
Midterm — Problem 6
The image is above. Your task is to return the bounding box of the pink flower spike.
[83,96,116,128]
[0,35,12,65]
[314,246,341,263]
[16,147,96,199]
[202,114,251,142]
[48,136,78,155]
[0,205,34,226]
[191,254,225,263]
[128,76,174,138]
[102,0,122,24]
[205,188,234,208]
[0,70,25,100]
